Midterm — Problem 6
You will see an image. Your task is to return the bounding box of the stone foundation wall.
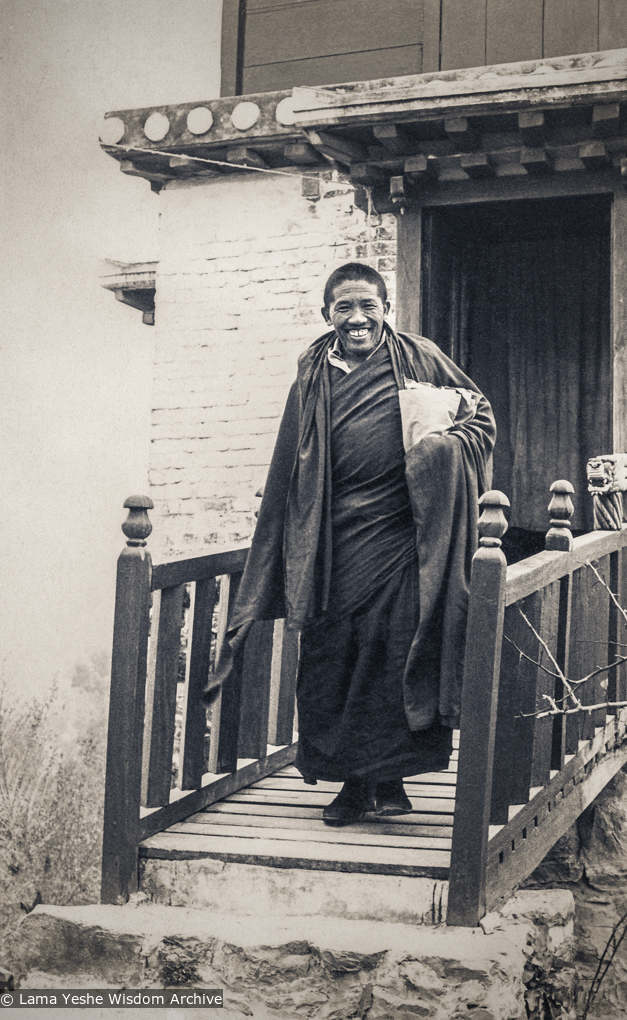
[149,170,397,560]
[7,890,578,1019]
[523,767,627,1018]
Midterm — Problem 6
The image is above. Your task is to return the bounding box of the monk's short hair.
[323,263,388,310]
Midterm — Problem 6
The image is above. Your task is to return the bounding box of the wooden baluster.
[546,481,574,769]
[268,621,300,747]
[180,577,218,789]
[546,480,574,552]
[238,620,275,759]
[207,571,244,774]
[275,625,300,746]
[101,496,153,904]
[447,490,509,927]
[608,547,627,713]
[144,583,186,807]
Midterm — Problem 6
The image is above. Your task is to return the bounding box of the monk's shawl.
[211,327,496,730]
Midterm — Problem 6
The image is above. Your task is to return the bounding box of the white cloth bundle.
[399,379,479,453]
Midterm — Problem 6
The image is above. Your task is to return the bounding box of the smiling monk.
[215,263,496,825]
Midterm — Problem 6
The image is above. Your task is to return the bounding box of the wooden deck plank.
[202,801,455,827]
[248,777,456,798]
[188,809,453,838]
[265,771,458,787]
[140,830,451,870]
[225,789,456,813]
[168,820,452,851]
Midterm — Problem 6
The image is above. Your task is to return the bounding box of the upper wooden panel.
[221,0,424,95]
[222,0,625,94]
[437,0,624,72]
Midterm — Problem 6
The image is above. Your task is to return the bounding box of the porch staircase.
[138,752,457,926]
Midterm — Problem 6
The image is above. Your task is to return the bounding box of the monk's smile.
[323,279,390,368]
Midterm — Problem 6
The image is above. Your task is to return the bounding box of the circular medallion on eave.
[100,117,125,145]
[275,97,295,126]
[187,107,214,135]
[231,102,260,131]
[144,112,170,142]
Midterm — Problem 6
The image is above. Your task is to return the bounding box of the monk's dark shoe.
[371,780,413,817]
[323,779,371,826]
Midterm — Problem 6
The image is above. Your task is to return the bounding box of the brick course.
[149,169,397,559]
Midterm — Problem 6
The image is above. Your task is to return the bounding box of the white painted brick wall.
[149,169,397,559]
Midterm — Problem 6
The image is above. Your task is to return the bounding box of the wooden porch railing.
[102,485,627,923]
[101,496,298,904]
[447,483,627,925]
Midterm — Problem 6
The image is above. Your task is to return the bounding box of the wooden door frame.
[396,173,627,453]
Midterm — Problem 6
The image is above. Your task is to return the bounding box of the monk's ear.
[321,306,331,325]
[383,300,391,317]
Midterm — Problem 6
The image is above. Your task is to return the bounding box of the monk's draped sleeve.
[395,335,496,729]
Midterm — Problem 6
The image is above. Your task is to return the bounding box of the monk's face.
[323,280,390,363]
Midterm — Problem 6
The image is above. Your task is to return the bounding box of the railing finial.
[478,490,510,548]
[122,495,154,547]
[546,480,574,551]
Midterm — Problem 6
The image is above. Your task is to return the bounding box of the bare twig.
[503,636,562,679]
[586,560,627,630]
[582,908,627,1020]
[517,607,583,711]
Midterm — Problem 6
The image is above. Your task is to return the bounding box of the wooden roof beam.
[372,124,416,156]
[444,117,477,151]
[592,103,622,138]
[579,141,611,170]
[460,152,497,179]
[305,130,368,166]
[518,111,546,148]
[519,147,555,175]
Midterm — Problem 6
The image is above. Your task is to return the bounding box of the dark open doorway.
[421,194,611,560]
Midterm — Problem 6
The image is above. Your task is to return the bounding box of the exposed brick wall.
[149,168,397,560]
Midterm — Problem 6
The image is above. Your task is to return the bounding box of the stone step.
[6,894,576,1019]
[140,855,450,925]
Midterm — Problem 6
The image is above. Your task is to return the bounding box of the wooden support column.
[101,496,153,904]
[447,491,509,927]
[396,207,422,336]
[612,187,627,453]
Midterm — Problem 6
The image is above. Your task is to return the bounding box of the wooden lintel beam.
[283,141,323,165]
[520,147,554,175]
[518,110,546,147]
[306,130,368,166]
[460,152,496,179]
[579,141,610,171]
[226,146,268,169]
[444,117,477,151]
[373,123,415,156]
[592,103,621,138]
[350,163,388,187]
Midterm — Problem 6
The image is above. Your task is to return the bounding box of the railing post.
[447,490,509,927]
[101,496,153,904]
[546,479,574,551]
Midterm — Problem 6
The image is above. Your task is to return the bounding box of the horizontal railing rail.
[101,497,299,904]
[447,480,627,926]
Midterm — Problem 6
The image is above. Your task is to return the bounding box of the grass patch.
[0,655,108,967]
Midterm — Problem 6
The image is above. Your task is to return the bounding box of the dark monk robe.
[211,325,496,785]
